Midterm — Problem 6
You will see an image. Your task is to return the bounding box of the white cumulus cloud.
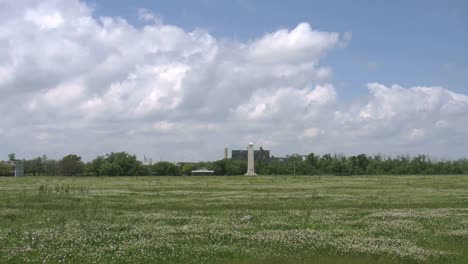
[0,0,467,161]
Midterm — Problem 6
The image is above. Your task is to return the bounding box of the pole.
[293,154,296,176]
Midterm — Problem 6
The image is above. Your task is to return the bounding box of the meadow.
[0,175,467,263]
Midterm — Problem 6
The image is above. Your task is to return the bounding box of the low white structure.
[5,161,24,177]
[245,142,257,176]
[191,168,214,176]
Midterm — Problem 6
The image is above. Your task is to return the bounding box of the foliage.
[59,154,85,176]
[0,162,13,176]
[152,161,179,176]
[253,153,468,176]
[85,152,142,176]
[13,152,468,176]
[24,157,45,176]
[105,152,141,176]
[99,161,123,176]
[225,159,246,175]
[180,163,194,176]
[88,155,105,176]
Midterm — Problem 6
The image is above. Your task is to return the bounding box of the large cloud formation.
[0,0,467,160]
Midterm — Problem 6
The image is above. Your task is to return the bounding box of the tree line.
[2,152,468,176]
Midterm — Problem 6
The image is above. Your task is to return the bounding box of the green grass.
[0,175,467,263]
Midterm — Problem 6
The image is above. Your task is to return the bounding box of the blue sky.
[88,0,468,97]
[1,0,468,161]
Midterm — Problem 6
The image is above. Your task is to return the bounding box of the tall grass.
[0,175,467,263]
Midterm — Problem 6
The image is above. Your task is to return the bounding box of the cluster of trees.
[0,162,12,175]
[0,153,19,175]
[3,152,468,176]
[18,153,142,176]
[174,154,468,176]
[260,154,468,176]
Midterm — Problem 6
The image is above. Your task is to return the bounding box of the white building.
[5,160,24,177]
[191,168,214,176]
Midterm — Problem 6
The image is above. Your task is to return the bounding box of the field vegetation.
[0,175,467,263]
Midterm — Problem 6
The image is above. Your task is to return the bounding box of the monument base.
[245,170,257,176]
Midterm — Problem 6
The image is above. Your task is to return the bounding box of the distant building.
[142,156,153,166]
[3,160,24,177]
[191,168,214,176]
[231,147,270,161]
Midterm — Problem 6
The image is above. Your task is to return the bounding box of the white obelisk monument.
[245,142,257,176]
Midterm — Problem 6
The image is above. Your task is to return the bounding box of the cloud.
[302,128,322,139]
[248,23,341,64]
[233,84,336,121]
[25,9,64,30]
[346,83,468,122]
[409,128,425,141]
[30,81,85,110]
[334,83,468,156]
[0,0,467,161]
[137,8,162,24]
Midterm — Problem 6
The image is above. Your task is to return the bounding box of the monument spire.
[245,142,257,176]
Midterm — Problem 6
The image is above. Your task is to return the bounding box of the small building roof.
[191,168,214,173]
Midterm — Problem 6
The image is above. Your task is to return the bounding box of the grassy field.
[0,175,467,263]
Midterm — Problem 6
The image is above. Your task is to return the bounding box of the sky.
[0,0,467,161]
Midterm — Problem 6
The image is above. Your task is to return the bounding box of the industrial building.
[231,147,270,161]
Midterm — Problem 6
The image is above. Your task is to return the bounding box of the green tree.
[356,154,369,175]
[104,152,141,176]
[90,156,105,176]
[212,160,227,175]
[306,153,319,167]
[225,159,245,175]
[152,162,179,176]
[319,154,334,174]
[8,153,15,161]
[180,163,193,176]
[99,161,123,176]
[24,157,45,176]
[0,162,13,176]
[59,154,85,176]
[137,165,150,176]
